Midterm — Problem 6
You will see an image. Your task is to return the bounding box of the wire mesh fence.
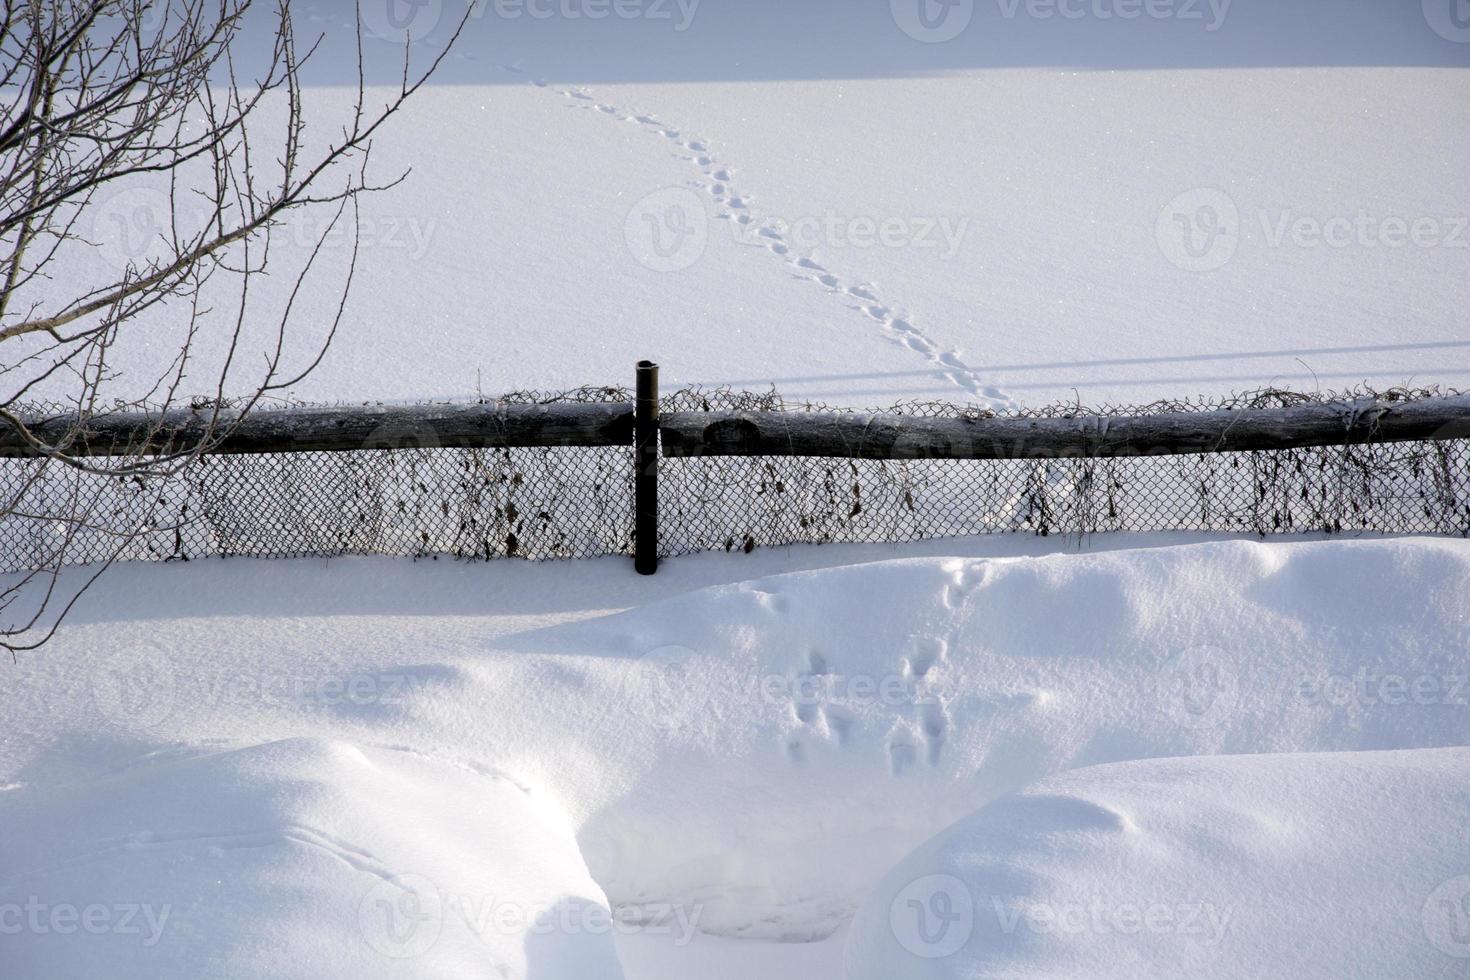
[657,386,1470,555]
[2,385,1467,575]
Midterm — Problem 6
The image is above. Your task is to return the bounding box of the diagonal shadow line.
[703,340,1470,388]
[983,340,1470,373]
[711,369,1470,400]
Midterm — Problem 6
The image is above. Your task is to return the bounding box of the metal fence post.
[634,360,660,575]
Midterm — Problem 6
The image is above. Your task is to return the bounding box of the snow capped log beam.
[0,402,635,457]
[6,394,1469,461]
[657,395,1470,460]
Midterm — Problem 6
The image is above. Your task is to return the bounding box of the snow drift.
[443,538,1470,939]
[845,747,1470,980]
[5,537,1470,971]
[0,738,624,979]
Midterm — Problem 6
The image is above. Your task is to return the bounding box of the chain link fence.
[3,386,1468,574]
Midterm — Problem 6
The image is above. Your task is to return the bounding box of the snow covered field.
[6,536,1470,977]
[5,2,1470,978]
[15,0,1467,409]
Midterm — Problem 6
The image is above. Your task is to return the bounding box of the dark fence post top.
[634,361,660,575]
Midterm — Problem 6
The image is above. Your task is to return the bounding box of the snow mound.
[844,747,1470,980]
[452,538,1470,940]
[0,738,623,980]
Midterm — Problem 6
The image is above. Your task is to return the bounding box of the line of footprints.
[746,562,990,778]
[499,64,1014,411]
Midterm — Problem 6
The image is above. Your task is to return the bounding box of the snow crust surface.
[6,537,1470,977]
[846,748,1470,979]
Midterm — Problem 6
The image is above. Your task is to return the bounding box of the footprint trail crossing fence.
[2,367,1469,576]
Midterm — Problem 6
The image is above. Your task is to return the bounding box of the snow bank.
[844,747,1470,979]
[7,537,1469,958]
[453,538,1470,939]
[0,738,624,979]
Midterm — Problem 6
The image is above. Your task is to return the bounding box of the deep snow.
[0,739,626,978]
[5,536,1470,977]
[847,748,1470,979]
[4,2,1469,977]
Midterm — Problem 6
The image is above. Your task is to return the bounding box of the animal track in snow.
[906,638,946,679]
[528,78,1014,409]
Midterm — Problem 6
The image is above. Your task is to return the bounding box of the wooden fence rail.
[7,393,1469,461]
[5,367,1470,574]
[0,401,634,457]
[659,395,1470,460]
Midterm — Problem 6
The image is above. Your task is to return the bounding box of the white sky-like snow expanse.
[13,0,1468,409]
[4,2,1470,979]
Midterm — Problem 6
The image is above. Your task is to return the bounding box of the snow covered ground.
[12,0,1468,408]
[6,536,1470,977]
[848,748,1470,979]
[5,2,1470,977]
